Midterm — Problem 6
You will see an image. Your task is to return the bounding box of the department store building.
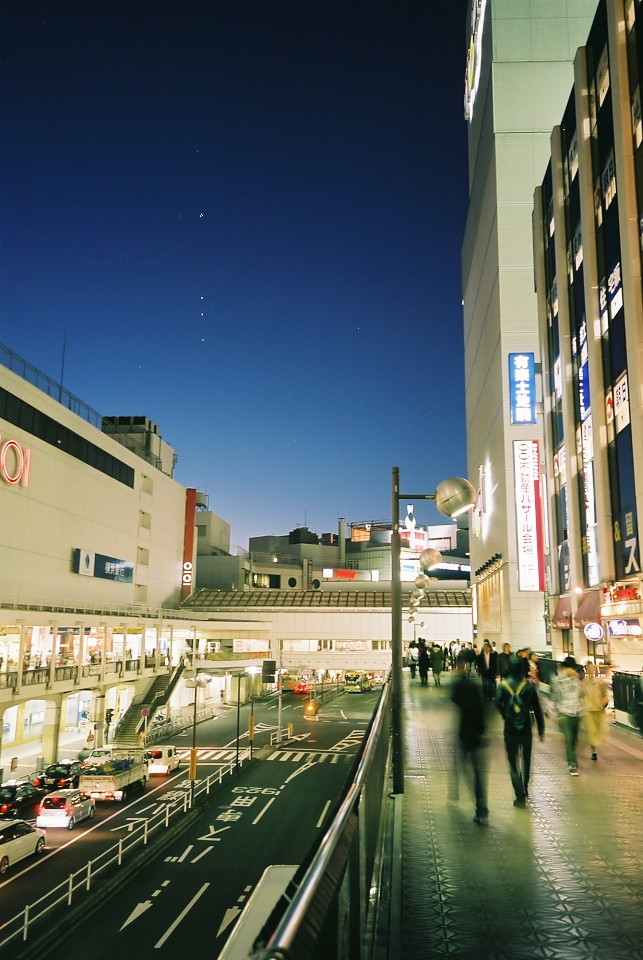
[534,0,643,673]
[462,0,600,653]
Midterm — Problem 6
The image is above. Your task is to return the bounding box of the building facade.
[534,0,643,672]
[462,0,600,651]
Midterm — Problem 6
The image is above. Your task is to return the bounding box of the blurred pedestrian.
[529,652,544,685]
[462,643,476,676]
[496,655,545,806]
[431,644,443,686]
[476,639,498,701]
[498,642,512,679]
[583,662,609,760]
[418,640,430,687]
[408,640,419,679]
[450,653,489,825]
[551,656,585,775]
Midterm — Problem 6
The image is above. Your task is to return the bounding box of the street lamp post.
[391,467,476,795]
[185,673,211,808]
[246,666,261,758]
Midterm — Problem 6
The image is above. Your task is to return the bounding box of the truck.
[78,752,148,802]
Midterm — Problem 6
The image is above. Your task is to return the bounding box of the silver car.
[36,789,95,830]
[0,819,46,874]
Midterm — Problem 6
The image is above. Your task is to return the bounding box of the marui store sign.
[0,437,30,487]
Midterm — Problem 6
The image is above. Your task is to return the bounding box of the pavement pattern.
[401,672,643,960]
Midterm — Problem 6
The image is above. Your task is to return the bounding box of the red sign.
[181,488,198,601]
[334,569,358,580]
[0,438,30,487]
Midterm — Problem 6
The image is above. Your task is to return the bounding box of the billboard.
[513,440,545,591]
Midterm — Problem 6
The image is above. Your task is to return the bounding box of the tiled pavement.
[401,673,643,960]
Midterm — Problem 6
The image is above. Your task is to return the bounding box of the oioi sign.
[0,437,31,487]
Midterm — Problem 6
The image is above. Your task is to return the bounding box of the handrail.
[255,680,391,958]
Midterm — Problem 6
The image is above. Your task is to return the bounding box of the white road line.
[191,847,213,864]
[316,800,331,828]
[252,797,277,824]
[154,883,211,949]
[177,845,194,862]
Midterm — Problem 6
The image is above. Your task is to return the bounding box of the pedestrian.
[583,662,609,760]
[551,656,585,775]
[408,640,419,680]
[496,655,545,806]
[418,640,430,686]
[462,643,476,676]
[450,653,489,824]
[516,648,532,678]
[476,639,498,701]
[431,644,443,686]
[498,642,512,678]
[528,652,544,685]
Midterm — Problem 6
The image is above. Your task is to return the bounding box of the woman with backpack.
[496,655,545,806]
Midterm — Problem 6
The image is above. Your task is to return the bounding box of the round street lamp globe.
[419,548,442,571]
[435,476,477,518]
[414,573,431,589]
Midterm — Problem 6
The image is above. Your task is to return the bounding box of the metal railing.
[253,681,393,960]
[0,750,251,951]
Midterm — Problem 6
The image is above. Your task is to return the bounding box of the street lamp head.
[435,476,477,518]
[414,573,431,589]
[419,548,442,571]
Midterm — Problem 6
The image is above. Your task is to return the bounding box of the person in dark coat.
[497,642,512,679]
[430,644,444,686]
[496,655,545,806]
[450,653,489,824]
[476,639,499,701]
[417,641,430,686]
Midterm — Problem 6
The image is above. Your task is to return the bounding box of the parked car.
[36,790,95,830]
[0,819,46,873]
[145,746,181,775]
[33,760,84,790]
[0,781,47,819]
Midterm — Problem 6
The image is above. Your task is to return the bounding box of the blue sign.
[73,548,134,583]
[509,353,536,424]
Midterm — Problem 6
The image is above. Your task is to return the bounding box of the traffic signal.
[262,659,276,682]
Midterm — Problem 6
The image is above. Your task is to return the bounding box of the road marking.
[316,800,331,828]
[121,899,154,930]
[155,883,211,949]
[217,905,241,937]
[177,845,193,862]
[283,761,317,784]
[197,825,231,842]
[191,847,213,864]
[252,797,277,824]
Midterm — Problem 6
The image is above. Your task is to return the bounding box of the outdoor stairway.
[111,664,183,746]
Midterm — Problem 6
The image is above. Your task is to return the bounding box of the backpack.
[500,678,530,731]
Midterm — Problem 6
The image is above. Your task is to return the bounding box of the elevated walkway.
[399,673,643,960]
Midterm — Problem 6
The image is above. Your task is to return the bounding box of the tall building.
[534,0,643,672]
[462,0,599,650]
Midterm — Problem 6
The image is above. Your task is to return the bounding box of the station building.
[462,0,600,652]
[533,0,643,674]
[0,344,472,774]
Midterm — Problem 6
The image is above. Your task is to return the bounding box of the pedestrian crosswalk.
[176,747,354,766]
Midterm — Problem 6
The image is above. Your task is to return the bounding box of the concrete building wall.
[463,0,599,649]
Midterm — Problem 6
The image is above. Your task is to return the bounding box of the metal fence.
[0,750,250,951]
[254,681,393,960]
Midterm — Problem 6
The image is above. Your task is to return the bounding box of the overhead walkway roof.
[182,588,471,610]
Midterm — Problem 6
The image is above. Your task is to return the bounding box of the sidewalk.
[400,673,643,960]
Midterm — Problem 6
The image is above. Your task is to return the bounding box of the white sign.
[513,440,543,592]
[584,622,604,641]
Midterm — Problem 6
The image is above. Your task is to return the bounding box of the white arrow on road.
[217,905,241,937]
[120,900,153,930]
[197,824,231,842]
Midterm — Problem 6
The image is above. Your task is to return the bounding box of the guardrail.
[253,681,393,960]
[0,749,251,951]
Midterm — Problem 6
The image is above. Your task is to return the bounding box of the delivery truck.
[78,752,148,801]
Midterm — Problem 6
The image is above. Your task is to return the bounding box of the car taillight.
[0,804,10,814]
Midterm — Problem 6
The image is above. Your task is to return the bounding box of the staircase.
[112,662,185,746]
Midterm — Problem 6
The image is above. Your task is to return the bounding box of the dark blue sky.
[2,0,470,548]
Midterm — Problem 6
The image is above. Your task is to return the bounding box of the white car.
[36,789,95,830]
[0,819,46,874]
[145,745,181,775]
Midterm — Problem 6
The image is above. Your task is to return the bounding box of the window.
[137,547,150,566]
[139,511,152,531]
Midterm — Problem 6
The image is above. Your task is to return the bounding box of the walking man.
[551,656,585,774]
[450,653,489,824]
[496,655,545,806]
[476,639,498,701]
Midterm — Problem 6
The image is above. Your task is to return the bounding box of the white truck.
[79,752,148,801]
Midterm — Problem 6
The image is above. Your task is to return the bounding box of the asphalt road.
[0,688,381,956]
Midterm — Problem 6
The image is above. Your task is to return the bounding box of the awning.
[574,590,602,628]
[551,595,573,629]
